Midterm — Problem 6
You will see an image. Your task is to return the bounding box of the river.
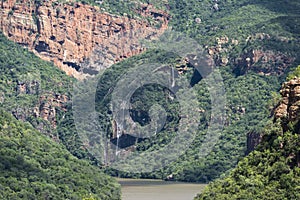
[118,178,207,200]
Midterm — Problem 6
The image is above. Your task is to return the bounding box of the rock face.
[16,80,40,95]
[235,49,294,76]
[13,88,69,137]
[246,77,300,153]
[206,33,295,76]
[274,77,300,133]
[0,0,169,79]
[37,93,69,128]
[246,131,262,155]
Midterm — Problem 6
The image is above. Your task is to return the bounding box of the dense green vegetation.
[195,117,300,199]
[52,0,167,20]
[0,32,73,132]
[0,32,121,199]
[288,65,300,80]
[0,32,96,161]
[169,0,300,42]
[49,0,300,182]
[167,0,300,79]
[79,0,166,14]
[0,110,120,199]
[90,0,300,182]
[145,0,299,181]
[1,0,300,196]
[89,50,280,181]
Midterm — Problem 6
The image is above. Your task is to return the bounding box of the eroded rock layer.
[275,77,300,133]
[0,0,169,79]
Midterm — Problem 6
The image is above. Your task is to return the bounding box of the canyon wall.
[275,77,300,133]
[0,0,169,79]
[246,77,300,153]
[207,34,295,76]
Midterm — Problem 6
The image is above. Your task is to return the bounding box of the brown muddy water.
[118,178,207,200]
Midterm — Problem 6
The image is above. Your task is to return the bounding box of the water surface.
[118,178,206,200]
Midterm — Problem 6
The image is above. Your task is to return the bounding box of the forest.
[195,73,300,199]
[0,0,299,199]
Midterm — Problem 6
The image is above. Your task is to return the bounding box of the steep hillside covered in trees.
[0,0,299,188]
[195,71,300,199]
[92,0,300,182]
[0,110,120,199]
[0,30,121,199]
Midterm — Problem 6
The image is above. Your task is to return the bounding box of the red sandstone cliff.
[0,0,169,79]
[275,77,300,133]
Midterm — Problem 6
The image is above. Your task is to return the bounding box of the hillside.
[80,48,280,182]
[0,0,299,187]
[195,73,300,199]
[0,30,74,136]
[0,109,120,199]
[89,0,300,182]
[0,20,123,199]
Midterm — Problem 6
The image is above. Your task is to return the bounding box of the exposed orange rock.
[37,93,69,129]
[207,33,295,74]
[247,77,300,153]
[0,0,169,79]
[13,82,69,132]
[275,77,300,133]
[235,49,295,75]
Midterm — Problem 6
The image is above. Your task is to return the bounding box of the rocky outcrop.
[246,77,300,153]
[206,33,295,76]
[36,93,69,128]
[0,0,169,79]
[207,35,238,67]
[274,77,300,133]
[235,49,294,76]
[13,91,69,132]
[246,131,262,155]
[13,77,69,136]
[16,80,40,95]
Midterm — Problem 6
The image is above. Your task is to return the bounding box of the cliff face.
[275,77,300,133]
[246,131,262,155]
[196,80,300,200]
[0,0,169,79]
[13,89,69,138]
[207,33,295,76]
[246,77,300,153]
[235,49,294,76]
